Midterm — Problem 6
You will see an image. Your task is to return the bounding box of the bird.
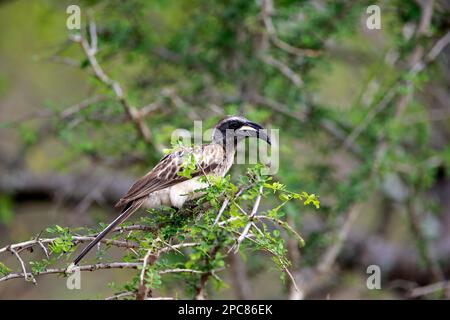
[72,115,271,265]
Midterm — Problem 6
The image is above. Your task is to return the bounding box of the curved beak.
[237,121,271,145]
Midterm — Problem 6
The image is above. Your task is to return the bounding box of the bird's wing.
[74,144,224,265]
[115,144,224,208]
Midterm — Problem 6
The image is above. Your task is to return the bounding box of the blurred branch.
[251,94,364,156]
[261,0,320,58]
[426,30,450,62]
[6,95,107,125]
[416,0,434,36]
[299,2,447,298]
[69,18,157,150]
[409,280,450,298]
[195,244,220,300]
[285,214,302,300]
[299,29,448,299]
[343,84,398,150]
[343,27,450,150]
[406,198,444,282]
[374,2,445,284]
[251,94,306,122]
[261,55,303,87]
[292,204,362,298]
[59,95,108,119]
[0,167,133,206]
[317,204,361,274]
[228,253,252,299]
[344,227,450,280]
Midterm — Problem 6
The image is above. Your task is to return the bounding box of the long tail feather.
[72,199,144,265]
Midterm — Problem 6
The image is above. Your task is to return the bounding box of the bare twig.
[214,186,246,226]
[214,198,230,226]
[60,95,107,119]
[0,236,138,256]
[283,262,299,294]
[105,291,135,300]
[69,17,156,149]
[0,240,201,284]
[233,186,264,253]
[138,248,158,299]
[0,262,142,283]
[158,268,206,275]
[7,247,35,284]
[36,240,49,259]
[158,242,200,255]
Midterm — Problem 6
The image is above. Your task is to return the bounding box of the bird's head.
[212,116,271,147]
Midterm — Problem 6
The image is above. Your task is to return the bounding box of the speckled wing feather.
[74,144,224,265]
[115,144,224,208]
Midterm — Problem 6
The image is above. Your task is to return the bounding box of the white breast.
[143,177,208,209]
[144,148,235,210]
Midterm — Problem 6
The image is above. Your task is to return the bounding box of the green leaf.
[0,195,13,225]
[0,262,11,277]
[18,124,37,145]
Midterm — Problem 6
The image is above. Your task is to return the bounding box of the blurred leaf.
[0,195,13,225]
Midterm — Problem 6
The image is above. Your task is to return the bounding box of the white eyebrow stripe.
[239,125,257,131]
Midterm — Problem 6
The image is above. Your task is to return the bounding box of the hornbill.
[72,116,271,265]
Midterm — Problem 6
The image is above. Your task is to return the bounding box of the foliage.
[0,0,449,299]
[0,165,318,299]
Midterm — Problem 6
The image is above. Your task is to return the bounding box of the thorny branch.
[0,178,305,300]
[1,262,213,284]
[0,235,202,284]
[233,185,263,253]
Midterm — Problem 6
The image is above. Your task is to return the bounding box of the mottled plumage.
[116,144,232,209]
[72,116,270,265]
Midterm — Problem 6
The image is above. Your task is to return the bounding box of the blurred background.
[0,0,449,299]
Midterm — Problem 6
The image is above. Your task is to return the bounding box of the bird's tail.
[72,199,144,265]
